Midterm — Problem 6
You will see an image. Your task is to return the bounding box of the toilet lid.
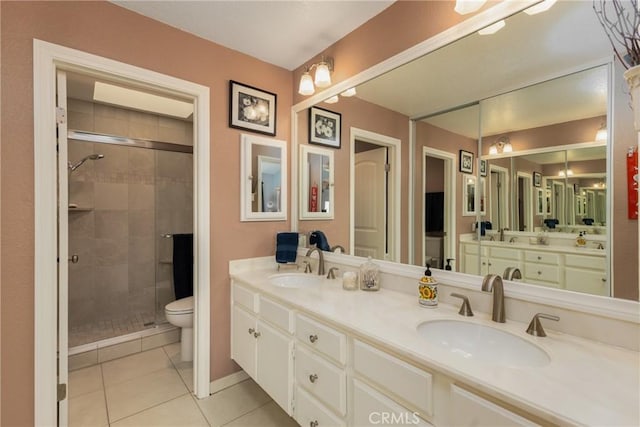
[165,296,194,314]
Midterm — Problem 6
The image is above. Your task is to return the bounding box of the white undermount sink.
[416,320,550,368]
[268,273,323,288]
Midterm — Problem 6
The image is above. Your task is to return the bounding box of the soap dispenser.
[576,231,587,248]
[418,264,438,308]
[445,259,454,271]
[359,256,380,291]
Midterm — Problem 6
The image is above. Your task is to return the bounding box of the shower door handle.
[68,254,79,264]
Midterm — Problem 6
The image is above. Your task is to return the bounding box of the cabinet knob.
[488,262,492,266]
[309,334,318,343]
[253,331,261,338]
[601,278,606,283]
[309,373,318,383]
[537,256,542,260]
[248,328,255,335]
[310,421,319,427]
[537,271,542,275]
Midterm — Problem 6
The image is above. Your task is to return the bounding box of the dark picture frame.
[459,150,474,174]
[229,80,277,136]
[480,159,487,177]
[533,171,542,187]
[309,106,341,148]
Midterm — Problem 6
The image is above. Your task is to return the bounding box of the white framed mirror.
[462,175,485,216]
[299,144,334,220]
[240,133,287,222]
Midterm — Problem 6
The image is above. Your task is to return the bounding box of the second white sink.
[268,273,323,288]
[416,320,550,368]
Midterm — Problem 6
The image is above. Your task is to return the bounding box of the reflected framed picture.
[229,80,277,136]
[309,106,341,148]
[459,150,474,174]
[533,171,542,187]
[480,159,487,177]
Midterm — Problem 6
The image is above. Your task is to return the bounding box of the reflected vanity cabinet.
[230,280,544,426]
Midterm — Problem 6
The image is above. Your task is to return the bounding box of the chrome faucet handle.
[526,313,559,337]
[450,293,474,317]
[327,267,339,279]
[303,261,312,274]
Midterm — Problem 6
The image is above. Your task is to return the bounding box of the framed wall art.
[459,150,474,174]
[533,171,542,187]
[229,80,277,136]
[309,106,341,148]
[480,159,487,177]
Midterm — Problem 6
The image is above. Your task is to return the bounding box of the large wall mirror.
[292,1,638,301]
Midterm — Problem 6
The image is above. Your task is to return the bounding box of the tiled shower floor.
[69,311,160,348]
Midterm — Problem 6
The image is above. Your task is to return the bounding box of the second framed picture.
[309,106,341,148]
[459,150,474,174]
[533,171,542,187]
[229,80,277,136]
[480,159,487,177]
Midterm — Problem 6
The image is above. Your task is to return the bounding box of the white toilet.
[165,296,194,362]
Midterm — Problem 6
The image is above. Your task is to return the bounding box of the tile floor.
[69,311,158,347]
[68,342,299,426]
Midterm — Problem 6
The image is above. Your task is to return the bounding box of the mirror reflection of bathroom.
[252,147,282,213]
[66,71,195,363]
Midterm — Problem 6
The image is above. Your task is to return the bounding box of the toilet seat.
[165,296,194,314]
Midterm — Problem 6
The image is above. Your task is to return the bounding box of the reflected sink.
[416,320,550,367]
[268,273,323,288]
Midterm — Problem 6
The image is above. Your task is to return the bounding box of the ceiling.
[354,0,611,138]
[112,0,394,70]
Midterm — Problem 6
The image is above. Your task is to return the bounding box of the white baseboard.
[209,369,250,394]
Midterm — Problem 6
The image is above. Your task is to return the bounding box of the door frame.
[350,127,401,262]
[489,164,510,230]
[33,40,211,425]
[516,171,533,231]
[422,147,456,269]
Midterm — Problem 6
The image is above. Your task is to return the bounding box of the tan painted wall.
[1,2,293,424]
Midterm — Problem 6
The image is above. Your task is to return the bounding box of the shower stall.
[67,130,193,349]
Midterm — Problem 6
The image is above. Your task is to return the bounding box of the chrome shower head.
[68,153,104,172]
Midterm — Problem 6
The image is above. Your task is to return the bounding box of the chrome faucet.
[481,274,505,323]
[305,247,325,275]
[499,228,509,242]
[503,267,522,281]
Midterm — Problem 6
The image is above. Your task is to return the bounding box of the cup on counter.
[342,271,358,291]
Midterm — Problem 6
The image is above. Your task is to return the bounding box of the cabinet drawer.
[524,263,560,284]
[464,243,479,255]
[295,314,346,365]
[259,295,294,334]
[489,246,521,261]
[295,345,346,416]
[294,386,345,427]
[353,340,433,417]
[353,379,432,427]
[232,283,257,313]
[524,251,559,265]
[565,254,606,270]
[451,385,539,426]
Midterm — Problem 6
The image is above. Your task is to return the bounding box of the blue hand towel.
[309,230,330,251]
[276,232,299,264]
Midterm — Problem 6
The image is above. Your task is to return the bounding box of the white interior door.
[57,69,70,426]
[354,147,387,259]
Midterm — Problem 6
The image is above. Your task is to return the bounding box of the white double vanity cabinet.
[229,256,639,427]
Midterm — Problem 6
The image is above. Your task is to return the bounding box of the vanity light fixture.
[488,136,513,155]
[558,168,574,177]
[324,95,339,104]
[595,122,607,142]
[341,87,357,97]
[298,56,334,95]
[524,0,557,15]
[478,20,505,36]
[454,0,487,15]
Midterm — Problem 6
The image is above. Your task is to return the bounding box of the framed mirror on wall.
[300,144,334,220]
[290,0,638,302]
[239,134,287,222]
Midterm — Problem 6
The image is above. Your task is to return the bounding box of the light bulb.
[503,142,513,153]
[298,72,315,96]
[314,62,332,88]
[454,0,487,15]
[489,145,498,155]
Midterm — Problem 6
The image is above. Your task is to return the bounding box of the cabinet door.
[450,385,539,427]
[487,257,521,277]
[565,268,608,296]
[353,379,432,427]
[231,305,257,379]
[256,319,293,415]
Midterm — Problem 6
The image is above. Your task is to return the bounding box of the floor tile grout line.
[107,391,192,425]
[218,399,274,427]
[189,392,213,427]
[161,343,193,392]
[99,362,111,426]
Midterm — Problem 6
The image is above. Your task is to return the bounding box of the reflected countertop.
[230,265,639,426]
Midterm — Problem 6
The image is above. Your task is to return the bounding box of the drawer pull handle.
[253,331,261,338]
[309,334,318,343]
[537,256,542,260]
[309,373,318,383]
[248,328,255,335]
[310,421,319,427]
[601,278,606,282]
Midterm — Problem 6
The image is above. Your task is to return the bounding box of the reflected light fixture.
[298,56,334,95]
[595,123,607,142]
[558,168,574,177]
[488,136,513,155]
[324,95,339,104]
[524,0,557,15]
[454,0,487,15]
[478,20,505,36]
[341,87,357,97]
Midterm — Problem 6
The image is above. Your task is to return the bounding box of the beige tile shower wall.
[67,99,193,146]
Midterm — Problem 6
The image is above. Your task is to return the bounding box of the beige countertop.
[231,266,639,426]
